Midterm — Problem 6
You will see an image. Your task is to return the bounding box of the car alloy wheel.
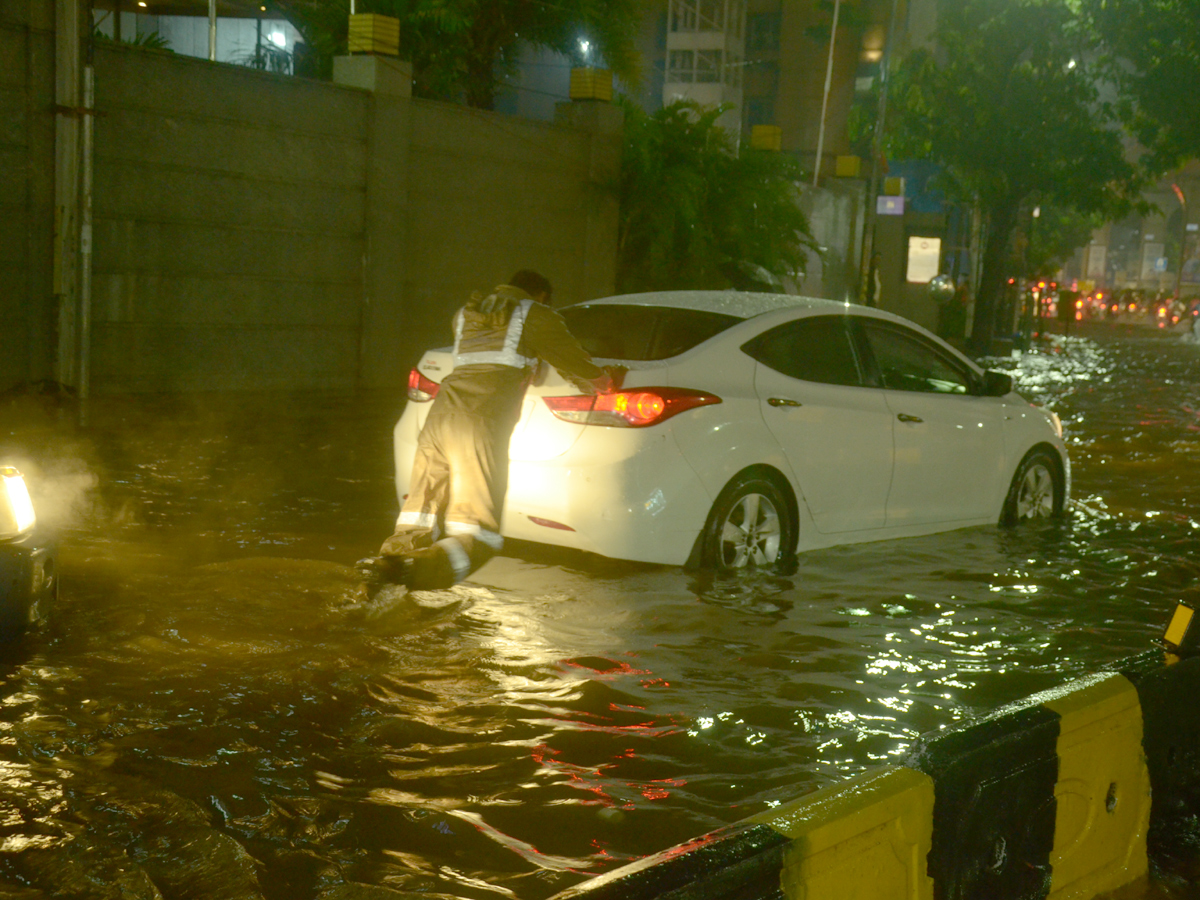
[1002,449,1063,525]
[702,473,796,571]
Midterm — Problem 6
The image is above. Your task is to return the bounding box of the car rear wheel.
[1001,449,1063,525]
[701,473,797,572]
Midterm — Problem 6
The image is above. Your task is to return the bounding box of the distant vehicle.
[0,467,56,638]
[395,292,1070,571]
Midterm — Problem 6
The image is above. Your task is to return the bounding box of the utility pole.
[857,0,901,302]
[1172,183,1187,300]
[812,0,841,187]
[208,0,217,60]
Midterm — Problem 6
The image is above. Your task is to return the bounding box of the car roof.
[565,289,984,374]
[568,291,855,320]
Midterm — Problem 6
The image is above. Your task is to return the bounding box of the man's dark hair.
[508,270,552,301]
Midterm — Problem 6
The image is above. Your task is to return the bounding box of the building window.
[668,49,695,83]
[696,49,722,82]
[745,58,778,95]
[668,48,741,86]
[745,96,775,129]
[670,0,742,34]
[697,0,724,32]
[747,10,780,52]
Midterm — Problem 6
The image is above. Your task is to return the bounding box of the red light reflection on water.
[560,658,651,677]
[532,744,688,809]
[531,657,688,808]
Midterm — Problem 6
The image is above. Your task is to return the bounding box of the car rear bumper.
[394,418,713,567]
[0,529,55,640]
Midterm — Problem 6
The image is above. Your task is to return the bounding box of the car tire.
[701,473,797,572]
[1000,449,1063,525]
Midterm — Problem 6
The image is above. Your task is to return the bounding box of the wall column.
[334,55,412,389]
[554,100,623,303]
[53,0,84,389]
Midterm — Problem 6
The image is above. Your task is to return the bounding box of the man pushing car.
[357,270,613,592]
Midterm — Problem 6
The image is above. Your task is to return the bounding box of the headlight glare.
[0,467,36,539]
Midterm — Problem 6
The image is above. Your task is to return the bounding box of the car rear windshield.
[559,305,742,361]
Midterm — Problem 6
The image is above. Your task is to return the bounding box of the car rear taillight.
[408,368,440,402]
[543,388,720,427]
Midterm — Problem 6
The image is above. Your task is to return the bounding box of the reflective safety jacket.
[435,284,607,421]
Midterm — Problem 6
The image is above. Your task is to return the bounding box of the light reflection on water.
[0,323,1197,898]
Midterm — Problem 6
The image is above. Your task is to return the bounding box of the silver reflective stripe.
[453,299,538,369]
[445,520,504,551]
[436,537,472,581]
[396,511,440,539]
[452,309,465,355]
[398,510,437,528]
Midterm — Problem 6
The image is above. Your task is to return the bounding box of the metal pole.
[857,0,901,301]
[208,0,217,61]
[1172,183,1187,300]
[80,64,95,405]
[812,0,840,187]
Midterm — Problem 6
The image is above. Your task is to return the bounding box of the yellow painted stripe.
[1164,604,1193,649]
[1042,673,1151,899]
[750,766,935,900]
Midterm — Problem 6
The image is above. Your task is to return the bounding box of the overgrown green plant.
[1014,205,1104,281]
[616,98,818,294]
[1084,0,1200,170]
[236,43,293,75]
[92,26,172,51]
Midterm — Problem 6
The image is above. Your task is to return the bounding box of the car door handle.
[896,413,923,423]
[768,397,802,407]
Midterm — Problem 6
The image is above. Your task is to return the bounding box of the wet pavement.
[0,319,1198,899]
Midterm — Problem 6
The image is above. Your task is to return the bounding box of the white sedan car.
[394,292,1069,571]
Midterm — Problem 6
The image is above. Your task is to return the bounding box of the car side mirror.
[981,370,1013,397]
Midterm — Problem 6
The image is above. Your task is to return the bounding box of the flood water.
[1,319,1198,899]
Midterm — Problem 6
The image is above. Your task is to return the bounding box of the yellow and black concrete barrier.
[553,649,1200,900]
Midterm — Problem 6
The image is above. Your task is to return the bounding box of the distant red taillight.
[408,368,440,402]
[543,388,721,427]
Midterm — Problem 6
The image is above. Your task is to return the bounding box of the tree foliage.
[616,99,818,294]
[274,0,641,108]
[1085,0,1200,169]
[888,0,1138,350]
[1014,206,1105,280]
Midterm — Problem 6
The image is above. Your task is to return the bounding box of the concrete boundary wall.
[91,46,370,392]
[1,11,56,393]
[84,47,621,392]
[553,649,1200,900]
[8,27,621,394]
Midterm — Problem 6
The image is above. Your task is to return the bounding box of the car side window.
[741,316,863,386]
[859,320,975,394]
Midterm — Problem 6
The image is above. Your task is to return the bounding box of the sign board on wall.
[1086,244,1106,278]
[906,237,941,283]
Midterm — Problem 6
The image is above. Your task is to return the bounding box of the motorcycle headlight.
[0,467,36,539]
